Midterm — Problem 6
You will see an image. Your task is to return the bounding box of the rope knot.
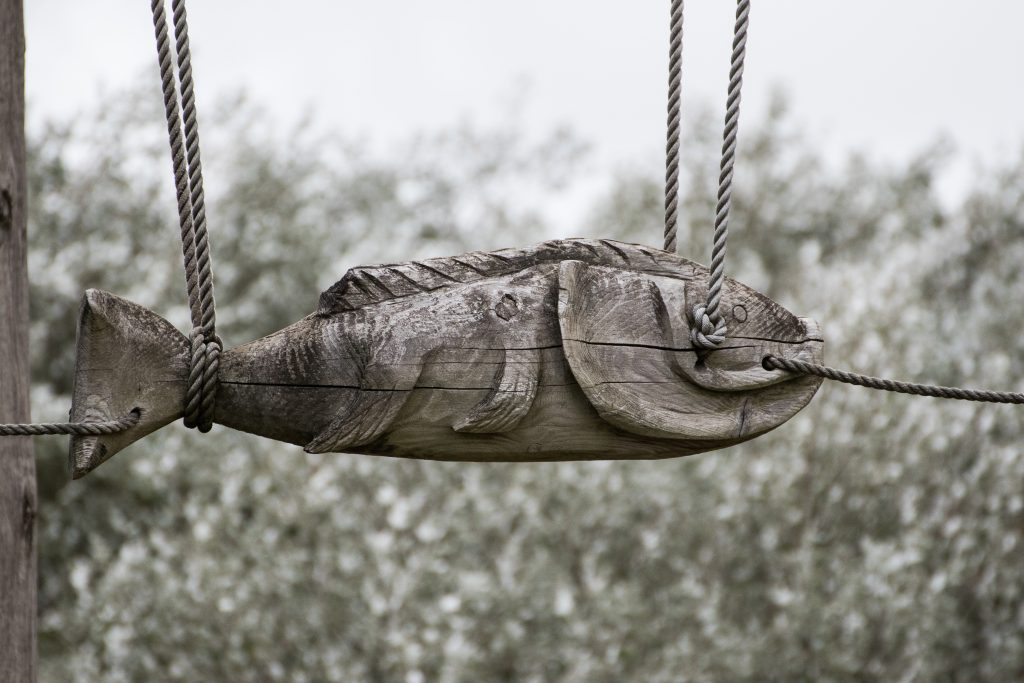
[690,304,727,350]
[185,327,221,433]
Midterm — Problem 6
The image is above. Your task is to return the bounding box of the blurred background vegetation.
[25,80,1024,682]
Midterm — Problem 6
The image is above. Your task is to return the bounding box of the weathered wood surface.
[0,0,36,679]
[69,239,823,479]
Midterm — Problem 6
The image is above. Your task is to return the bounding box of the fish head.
[669,277,824,392]
[558,260,823,448]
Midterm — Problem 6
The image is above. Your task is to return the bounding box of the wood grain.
[0,0,36,678]
[68,290,189,478]
[70,240,823,478]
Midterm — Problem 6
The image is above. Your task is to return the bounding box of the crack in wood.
[0,189,11,231]
[738,398,751,437]
[564,337,816,353]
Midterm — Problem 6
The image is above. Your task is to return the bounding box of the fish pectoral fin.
[304,389,412,453]
[304,358,422,454]
[453,349,540,434]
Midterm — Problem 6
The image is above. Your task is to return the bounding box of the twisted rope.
[173,0,216,339]
[0,0,219,443]
[152,0,220,433]
[691,0,750,351]
[0,2,219,443]
[664,0,684,254]
[668,1,1020,405]
[763,356,1024,404]
[173,0,220,432]
[0,411,141,437]
[152,0,200,326]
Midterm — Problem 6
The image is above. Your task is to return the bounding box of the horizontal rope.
[0,410,141,437]
[764,356,1024,404]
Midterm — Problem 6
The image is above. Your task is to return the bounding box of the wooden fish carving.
[68,239,824,478]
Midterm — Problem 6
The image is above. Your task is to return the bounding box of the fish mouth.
[674,317,824,392]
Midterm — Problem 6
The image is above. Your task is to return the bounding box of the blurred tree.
[28,82,1024,682]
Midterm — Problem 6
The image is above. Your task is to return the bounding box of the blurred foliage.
[26,82,1024,682]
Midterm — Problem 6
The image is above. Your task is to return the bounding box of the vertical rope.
[664,0,684,254]
[172,0,215,337]
[690,0,750,350]
[152,0,220,432]
[151,0,201,327]
[170,0,220,432]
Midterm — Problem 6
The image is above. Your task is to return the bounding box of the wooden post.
[0,0,36,681]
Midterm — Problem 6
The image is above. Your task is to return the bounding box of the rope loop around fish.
[151,0,221,432]
[184,328,221,432]
[689,304,727,348]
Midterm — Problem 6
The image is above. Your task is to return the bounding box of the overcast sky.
[23,1,1024,221]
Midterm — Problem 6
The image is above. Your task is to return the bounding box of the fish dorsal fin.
[317,239,692,314]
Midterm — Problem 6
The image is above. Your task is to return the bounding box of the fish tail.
[68,290,190,479]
